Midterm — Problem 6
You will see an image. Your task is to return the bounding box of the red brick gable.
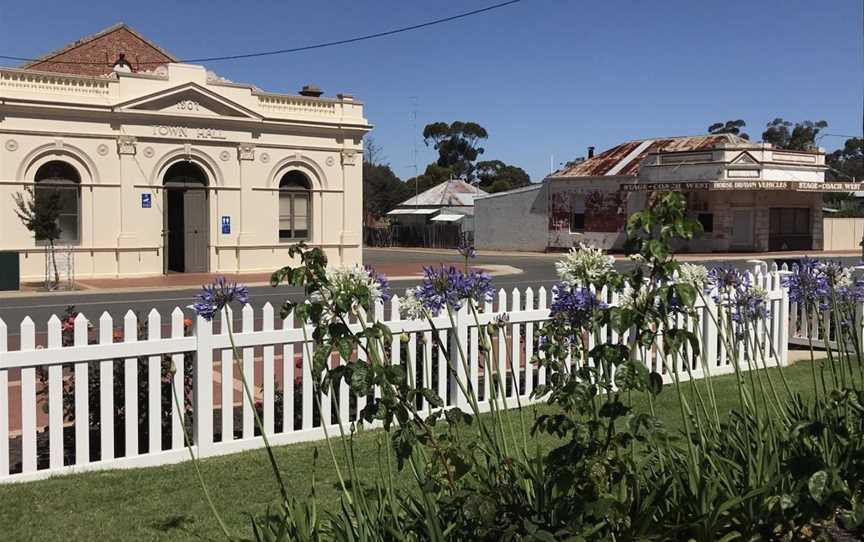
[23,23,177,77]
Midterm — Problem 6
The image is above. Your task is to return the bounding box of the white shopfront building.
[0,26,370,282]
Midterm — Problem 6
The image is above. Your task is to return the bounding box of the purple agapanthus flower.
[191,276,250,321]
[550,283,606,328]
[365,265,392,302]
[414,265,494,315]
[731,287,770,323]
[706,267,746,294]
[457,238,477,260]
[706,266,771,332]
[782,257,829,306]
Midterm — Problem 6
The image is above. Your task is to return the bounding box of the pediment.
[116,83,261,120]
[730,151,759,165]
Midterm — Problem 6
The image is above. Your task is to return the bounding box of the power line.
[0,1,522,66]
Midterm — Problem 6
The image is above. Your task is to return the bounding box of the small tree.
[762,118,828,150]
[13,186,62,289]
[708,119,749,140]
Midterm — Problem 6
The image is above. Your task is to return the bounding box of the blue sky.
[0,0,861,181]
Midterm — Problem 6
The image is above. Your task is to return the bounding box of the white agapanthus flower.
[834,267,852,289]
[305,265,390,323]
[555,242,615,285]
[678,263,709,290]
[325,264,385,304]
[619,283,653,312]
[398,287,425,320]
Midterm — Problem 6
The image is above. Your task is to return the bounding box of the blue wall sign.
[221,216,231,235]
[141,193,152,208]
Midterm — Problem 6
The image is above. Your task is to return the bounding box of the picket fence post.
[194,315,214,455]
[854,267,864,353]
[449,303,470,409]
[777,268,792,366]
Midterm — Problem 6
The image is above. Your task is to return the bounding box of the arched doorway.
[163,161,209,273]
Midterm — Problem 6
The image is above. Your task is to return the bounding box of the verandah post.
[194,315,214,455]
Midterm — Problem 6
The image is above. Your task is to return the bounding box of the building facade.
[379,180,486,247]
[476,134,840,253]
[0,25,370,281]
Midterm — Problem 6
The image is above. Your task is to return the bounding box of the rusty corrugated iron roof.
[554,134,745,178]
[396,179,488,207]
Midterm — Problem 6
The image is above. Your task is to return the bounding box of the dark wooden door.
[183,189,208,273]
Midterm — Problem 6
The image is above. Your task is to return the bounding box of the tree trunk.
[49,239,60,290]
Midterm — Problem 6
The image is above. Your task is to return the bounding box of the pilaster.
[116,136,138,248]
[237,144,256,246]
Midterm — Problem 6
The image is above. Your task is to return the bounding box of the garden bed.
[0,359,828,541]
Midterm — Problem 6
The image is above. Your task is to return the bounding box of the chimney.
[587,146,595,159]
[299,84,323,97]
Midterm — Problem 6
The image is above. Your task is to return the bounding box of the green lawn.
[0,357,826,541]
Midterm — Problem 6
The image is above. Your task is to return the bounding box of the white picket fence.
[0,268,790,483]
[785,263,864,350]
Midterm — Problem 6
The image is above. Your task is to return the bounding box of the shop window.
[34,160,80,244]
[697,213,714,233]
[279,171,311,241]
[769,208,812,250]
[570,212,585,233]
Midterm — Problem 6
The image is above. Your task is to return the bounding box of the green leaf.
[421,389,444,408]
[589,343,629,367]
[350,364,370,395]
[336,337,353,361]
[673,282,697,308]
[808,470,828,504]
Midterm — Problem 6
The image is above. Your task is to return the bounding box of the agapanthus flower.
[782,257,829,306]
[457,238,477,260]
[191,276,250,321]
[821,260,852,289]
[309,265,392,323]
[398,287,425,320]
[325,264,391,306]
[413,265,495,315]
[707,266,746,294]
[732,285,770,323]
[555,243,615,285]
[678,263,709,290]
[619,283,654,313]
[550,283,606,329]
[364,265,393,302]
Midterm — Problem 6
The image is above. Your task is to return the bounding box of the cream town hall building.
[0,24,370,281]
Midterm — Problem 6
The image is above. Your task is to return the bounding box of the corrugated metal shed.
[553,134,745,178]
[396,179,488,207]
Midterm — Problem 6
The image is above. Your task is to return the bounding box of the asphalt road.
[0,248,858,331]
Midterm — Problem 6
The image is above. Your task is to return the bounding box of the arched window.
[34,160,81,244]
[279,171,311,241]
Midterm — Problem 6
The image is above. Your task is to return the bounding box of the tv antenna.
[409,96,419,202]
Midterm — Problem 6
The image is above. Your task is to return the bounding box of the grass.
[0,356,828,541]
